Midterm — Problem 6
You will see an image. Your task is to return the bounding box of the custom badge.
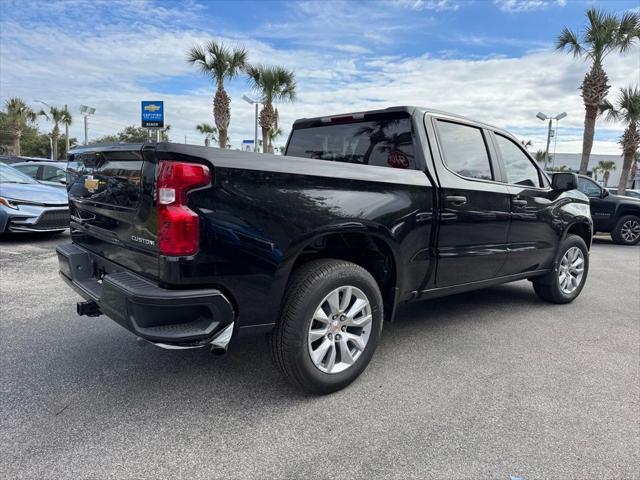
[84,175,99,193]
[387,150,409,169]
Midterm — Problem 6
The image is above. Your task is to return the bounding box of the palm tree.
[556,8,639,175]
[593,160,617,186]
[534,149,550,166]
[4,98,36,156]
[187,41,247,149]
[268,127,282,153]
[599,86,640,196]
[196,123,218,147]
[39,106,72,160]
[247,65,296,153]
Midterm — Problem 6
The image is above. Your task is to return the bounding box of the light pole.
[536,111,567,169]
[80,105,96,145]
[34,100,54,160]
[242,95,260,153]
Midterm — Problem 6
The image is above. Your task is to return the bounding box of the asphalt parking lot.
[1,233,638,479]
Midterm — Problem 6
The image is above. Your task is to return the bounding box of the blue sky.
[1,0,638,153]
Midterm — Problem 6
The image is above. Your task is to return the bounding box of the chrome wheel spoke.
[313,307,330,325]
[309,327,328,342]
[339,286,352,311]
[338,338,355,365]
[345,313,372,328]
[326,290,340,315]
[311,338,332,365]
[324,343,337,372]
[346,298,368,319]
[345,332,366,352]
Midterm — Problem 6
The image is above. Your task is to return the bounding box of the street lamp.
[242,95,260,153]
[80,105,96,145]
[536,111,567,169]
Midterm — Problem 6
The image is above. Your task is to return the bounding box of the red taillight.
[157,161,211,256]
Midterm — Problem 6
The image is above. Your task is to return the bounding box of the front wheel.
[532,234,589,304]
[271,259,383,394]
[611,215,640,245]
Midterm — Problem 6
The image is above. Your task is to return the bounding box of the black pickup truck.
[57,106,593,393]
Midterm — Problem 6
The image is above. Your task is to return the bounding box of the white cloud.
[390,0,461,11]
[494,0,566,13]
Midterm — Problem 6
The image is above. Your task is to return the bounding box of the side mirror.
[551,172,578,192]
[601,188,609,198]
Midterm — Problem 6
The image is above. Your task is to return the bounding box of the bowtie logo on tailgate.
[84,175,99,193]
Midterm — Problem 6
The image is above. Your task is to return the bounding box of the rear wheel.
[532,234,589,304]
[611,215,640,245]
[271,259,383,394]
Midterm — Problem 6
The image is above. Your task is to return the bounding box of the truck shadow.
[38,280,545,409]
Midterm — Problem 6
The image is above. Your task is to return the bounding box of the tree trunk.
[617,151,634,196]
[579,62,610,175]
[52,125,60,161]
[13,129,21,156]
[261,127,270,154]
[603,171,609,187]
[259,102,277,154]
[213,85,230,149]
[579,105,598,175]
[618,124,639,196]
[204,137,210,147]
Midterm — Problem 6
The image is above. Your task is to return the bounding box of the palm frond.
[616,11,640,53]
[556,27,583,57]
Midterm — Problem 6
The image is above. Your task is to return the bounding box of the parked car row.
[0,162,69,234]
[606,187,640,199]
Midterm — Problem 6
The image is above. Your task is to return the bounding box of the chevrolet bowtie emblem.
[84,175,99,193]
[144,104,161,112]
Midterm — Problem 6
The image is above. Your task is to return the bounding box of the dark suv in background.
[573,174,640,245]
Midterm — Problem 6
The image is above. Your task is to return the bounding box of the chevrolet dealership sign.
[141,101,164,128]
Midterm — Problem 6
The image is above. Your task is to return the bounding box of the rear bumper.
[56,242,235,349]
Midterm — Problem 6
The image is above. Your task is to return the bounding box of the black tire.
[271,259,383,394]
[532,234,589,304]
[611,215,640,245]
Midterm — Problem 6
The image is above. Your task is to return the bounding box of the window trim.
[490,131,551,191]
[431,117,498,185]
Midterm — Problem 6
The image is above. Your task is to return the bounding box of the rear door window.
[495,134,541,187]
[42,165,66,182]
[286,116,416,169]
[436,120,493,181]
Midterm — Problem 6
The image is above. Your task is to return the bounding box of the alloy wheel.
[558,246,585,295]
[620,219,640,243]
[307,286,372,374]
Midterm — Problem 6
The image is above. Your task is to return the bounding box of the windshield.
[0,162,38,184]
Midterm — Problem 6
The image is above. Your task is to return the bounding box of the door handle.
[445,195,467,206]
[513,199,528,208]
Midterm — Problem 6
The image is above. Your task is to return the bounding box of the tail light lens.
[157,161,211,256]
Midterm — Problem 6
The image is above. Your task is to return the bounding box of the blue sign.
[141,101,164,128]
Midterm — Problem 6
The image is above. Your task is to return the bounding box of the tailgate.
[66,144,160,279]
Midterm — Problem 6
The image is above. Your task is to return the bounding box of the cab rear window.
[286,116,416,170]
